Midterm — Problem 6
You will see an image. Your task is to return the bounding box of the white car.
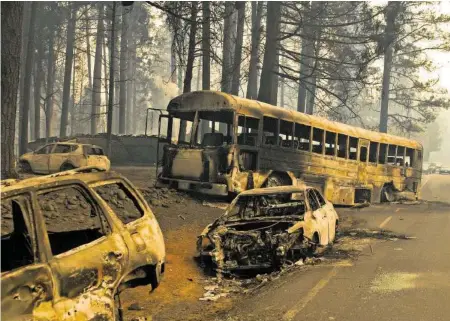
[197,186,339,272]
[18,142,111,174]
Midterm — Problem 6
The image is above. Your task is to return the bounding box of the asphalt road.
[221,174,450,321]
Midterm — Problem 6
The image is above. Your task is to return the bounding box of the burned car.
[1,168,165,321]
[18,142,111,174]
[197,186,338,272]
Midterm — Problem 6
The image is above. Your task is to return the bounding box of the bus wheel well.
[264,171,293,187]
[380,183,395,202]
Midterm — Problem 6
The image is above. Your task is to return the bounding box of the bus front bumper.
[158,177,228,196]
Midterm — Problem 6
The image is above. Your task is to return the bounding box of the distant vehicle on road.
[1,168,165,320]
[439,166,450,175]
[197,186,339,272]
[18,142,110,174]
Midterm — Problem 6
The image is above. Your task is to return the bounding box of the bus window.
[312,128,324,154]
[360,146,368,162]
[280,120,294,148]
[325,132,336,156]
[349,137,358,160]
[263,117,278,145]
[379,143,387,164]
[237,115,259,146]
[396,146,405,166]
[405,148,414,167]
[337,134,347,158]
[387,145,397,165]
[295,123,311,151]
[369,142,378,163]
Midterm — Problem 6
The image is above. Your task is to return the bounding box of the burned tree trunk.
[91,3,104,135]
[85,10,92,89]
[60,4,77,137]
[379,1,402,133]
[258,1,281,105]
[19,1,37,155]
[202,1,210,90]
[221,2,235,94]
[1,1,23,179]
[45,29,55,139]
[231,2,245,96]
[119,6,129,134]
[179,2,198,143]
[246,1,263,99]
[33,41,44,140]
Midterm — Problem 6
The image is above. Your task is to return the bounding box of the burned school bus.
[156,91,423,205]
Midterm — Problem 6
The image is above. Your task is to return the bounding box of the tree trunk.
[179,2,198,142]
[246,1,263,99]
[34,41,44,140]
[45,29,55,139]
[221,2,235,94]
[171,36,177,84]
[119,6,129,134]
[60,4,77,138]
[202,1,210,90]
[70,48,77,136]
[106,2,117,157]
[91,3,104,135]
[258,1,281,105]
[379,1,401,133]
[1,1,23,179]
[113,11,120,133]
[231,2,245,96]
[127,22,136,134]
[18,2,31,130]
[19,2,37,155]
[85,10,92,89]
[306,76,317,114]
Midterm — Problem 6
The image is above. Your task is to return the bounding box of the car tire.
[307,233,320,257]
[60,163,75,172]
[149,265,161,291]
[114,292,123,321]
[19,161,32,173]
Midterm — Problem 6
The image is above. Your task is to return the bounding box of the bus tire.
[381,184,394,202]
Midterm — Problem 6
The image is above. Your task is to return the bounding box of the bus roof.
[168,91,422,150]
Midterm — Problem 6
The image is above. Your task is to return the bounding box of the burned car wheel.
[307,233,320,256]
[18,161,32,173]
[60,163,75,171]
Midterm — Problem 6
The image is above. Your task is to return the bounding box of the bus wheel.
[381,184,394,202]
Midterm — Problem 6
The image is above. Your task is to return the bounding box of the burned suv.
[1,168,165,321]
[197,186,339,273]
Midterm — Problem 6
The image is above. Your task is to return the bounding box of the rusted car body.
[1,168,165,321]
[18,142,111,174]
[197,186,339,272]
[156,91,423,205]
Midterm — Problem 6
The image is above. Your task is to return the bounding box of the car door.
[48,144,72,173]
[31,144,54,173]
[1,194,55,321]
[36,183,129,320]
[91,178,165,273]
[312,189,336,243]
[306,189,329,246]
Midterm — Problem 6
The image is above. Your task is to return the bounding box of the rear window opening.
[94,182,144,225]
[83,146,104,156]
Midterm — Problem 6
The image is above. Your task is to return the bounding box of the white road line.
[379,216,392,229]
[283,267,339,321]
